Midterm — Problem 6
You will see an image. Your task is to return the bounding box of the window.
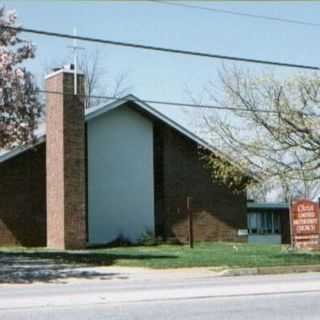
[247,211,281,235]
[248,213,258,234]
[273,213,280,233]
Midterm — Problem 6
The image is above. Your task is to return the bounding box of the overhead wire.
[2,25,319,70]
[38,89,320,117]
[149,0,320,28]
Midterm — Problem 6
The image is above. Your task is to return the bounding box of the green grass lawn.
[3,242,320,269]
[95,243,320,269]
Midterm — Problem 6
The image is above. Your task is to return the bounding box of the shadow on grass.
[272,251,320,264]
[0,250,177,284]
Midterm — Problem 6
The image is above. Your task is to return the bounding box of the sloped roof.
[247,202,289,210]
[86,94,227,156]
[0,94,244,172]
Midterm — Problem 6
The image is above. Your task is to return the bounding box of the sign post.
[289,197,294,248]
[290,199,320,250]
[187,196,194,249]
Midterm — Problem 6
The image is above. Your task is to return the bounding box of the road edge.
[220,264,320,277]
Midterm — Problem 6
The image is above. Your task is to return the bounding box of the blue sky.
[3,1,320,122]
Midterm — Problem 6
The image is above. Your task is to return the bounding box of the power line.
[3,25,320,71]
[38,89,318,116]
[149,0,320,27]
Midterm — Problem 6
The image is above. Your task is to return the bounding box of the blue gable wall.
[87,105,155,244]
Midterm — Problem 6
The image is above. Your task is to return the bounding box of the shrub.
[138,231,162,246]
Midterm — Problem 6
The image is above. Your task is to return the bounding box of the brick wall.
[154,123,247,243]
[46,69,86,249]
[0,143,46,246]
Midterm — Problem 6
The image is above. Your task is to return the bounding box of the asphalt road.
[1,272,320,319]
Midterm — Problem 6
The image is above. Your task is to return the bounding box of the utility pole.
[187,196,194,249]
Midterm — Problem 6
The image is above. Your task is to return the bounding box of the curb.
[220,265,320,277]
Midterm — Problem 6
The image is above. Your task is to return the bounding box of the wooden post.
[289,196,294,249]
[187,196,194,249]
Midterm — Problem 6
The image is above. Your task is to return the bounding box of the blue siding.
[87,106,154,244]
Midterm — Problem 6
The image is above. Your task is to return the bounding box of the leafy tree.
[0,7,42,150]
[203,66,320,201]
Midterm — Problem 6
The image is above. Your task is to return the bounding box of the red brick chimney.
[46,65,86,250]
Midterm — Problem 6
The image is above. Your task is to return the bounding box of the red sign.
[291,200,320,249]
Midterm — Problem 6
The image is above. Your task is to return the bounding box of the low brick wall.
[169,210,247,243]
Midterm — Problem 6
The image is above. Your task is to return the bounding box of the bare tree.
[202,66,320,200]
[44,48,132,109]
